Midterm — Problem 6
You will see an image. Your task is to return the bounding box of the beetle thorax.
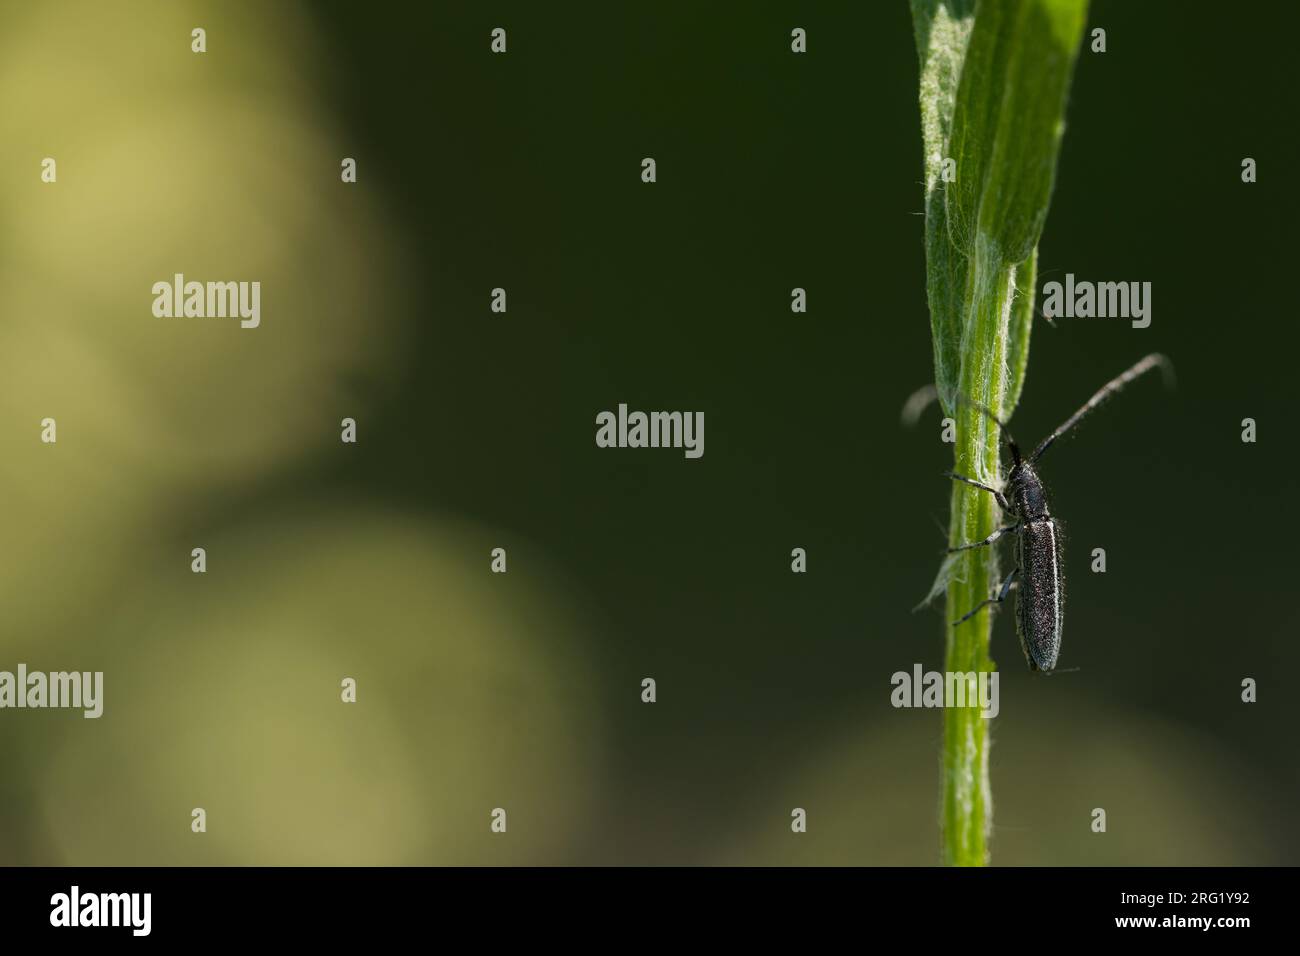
[1008,461,1050,520]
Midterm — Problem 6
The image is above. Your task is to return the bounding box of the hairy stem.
[911,0,1086,867]
[942,250,1017,866]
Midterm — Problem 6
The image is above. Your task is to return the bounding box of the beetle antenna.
[1029,353,1173,465]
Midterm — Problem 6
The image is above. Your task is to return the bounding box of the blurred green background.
[0,0,1295,865]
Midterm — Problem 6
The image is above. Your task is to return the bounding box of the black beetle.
[944,353,1172,672]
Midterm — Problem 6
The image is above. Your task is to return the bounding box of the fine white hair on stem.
[914,551,965,612]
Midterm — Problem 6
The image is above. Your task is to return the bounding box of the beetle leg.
[947,524,1019,554]
[943,471,1011,512]
[951,568,1019,626]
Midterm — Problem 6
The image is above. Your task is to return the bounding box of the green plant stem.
[912,0,1086,866]
[941,249,1018,866]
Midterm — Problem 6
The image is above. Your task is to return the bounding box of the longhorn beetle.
[944,353,1172,673]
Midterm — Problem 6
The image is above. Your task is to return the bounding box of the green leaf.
[915,0,1085,421]
[1005,245,1037,415]
[947,0,1088,266]
[912,0,976,416]
[910,0,1087,867]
